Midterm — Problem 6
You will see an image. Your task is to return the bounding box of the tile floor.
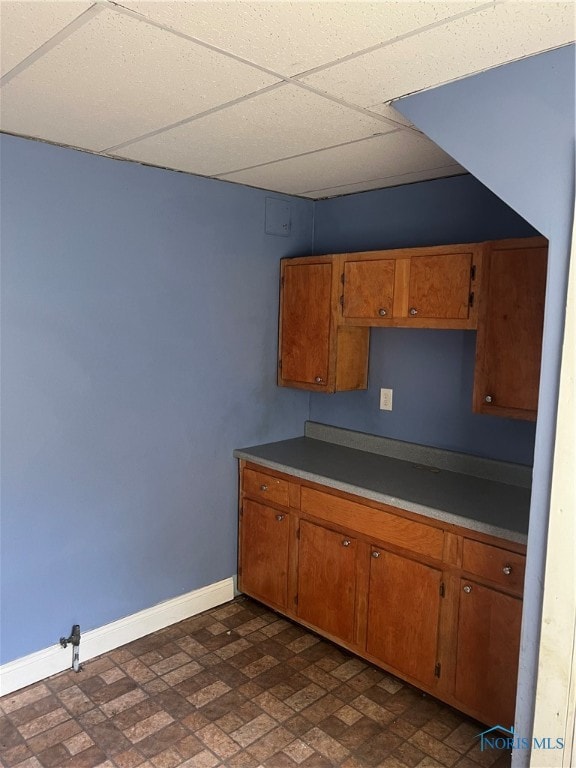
[0,597,512,768]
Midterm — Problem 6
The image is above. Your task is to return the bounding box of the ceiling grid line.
[106,0,413,133]
[0,2,105,86]
[101,81,287,153]
[290,0,496,81]
[212,130,404,180]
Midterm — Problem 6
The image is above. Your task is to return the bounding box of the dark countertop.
[234,430,531,544]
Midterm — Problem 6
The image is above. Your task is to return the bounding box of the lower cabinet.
[297,520,358,644]
[238,499,291,611]
[238,461,526,727]
[366,547,443,689]
[454,579,523,727]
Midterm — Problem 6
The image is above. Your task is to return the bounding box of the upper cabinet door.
[404,251,475,324]
[279,261,332,388]
[340,246,481,329]
[473,238,547,420]
[278,256,369,392]
[342,258,396,322]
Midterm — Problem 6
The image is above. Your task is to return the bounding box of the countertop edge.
[234,449,528,546]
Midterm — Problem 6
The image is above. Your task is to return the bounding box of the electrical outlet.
[380,388,393,411]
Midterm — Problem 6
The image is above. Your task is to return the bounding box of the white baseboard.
[0,577,236,697]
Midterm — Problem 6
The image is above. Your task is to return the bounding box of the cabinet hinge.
[278,359,282,370]
[469,291,475,308]
[470,264,476,281]
[439,582,445,598]
[434,662,441,678]
[296,527,300,540]
[281,275,285,288]
[339,295,344,308]
[294,594,299,606]
[341,272,345,285]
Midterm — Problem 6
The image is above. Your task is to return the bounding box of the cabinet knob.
[275,514,285,522]
[260,484,268,491]
[484,395,493,404]
[314,376,325,384]
[463,584,472,593]
[502,565,513,575]
[342,539,351,547]
[378,308,387,317]
[409,307,418,316]
[371,551,380,558]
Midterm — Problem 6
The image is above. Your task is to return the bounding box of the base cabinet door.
[366,548,443,688]
[297,520,357,644]
[239,499,290,610]
[454,579,522,727]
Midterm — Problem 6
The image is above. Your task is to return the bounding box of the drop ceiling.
[1,1,574,199]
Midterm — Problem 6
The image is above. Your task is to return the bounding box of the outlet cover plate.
[380,388,393,411]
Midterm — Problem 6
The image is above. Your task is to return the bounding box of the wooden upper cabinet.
[341,245,481,329]
[278,256,369,392]
[404,251,476,324]
[343,257,396,322]
[473,237,548,420]
[279,260,331,387]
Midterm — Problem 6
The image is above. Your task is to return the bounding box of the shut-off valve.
[60,624,82,672]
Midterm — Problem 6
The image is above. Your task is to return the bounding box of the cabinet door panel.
[280,262,332,386]
[239,500,290,609]
[474,244,547,418]
[454,580,522,727]
[297,520,357,643]
[367,549,442,687]
[408,253,472,319]
[343,259,395,321]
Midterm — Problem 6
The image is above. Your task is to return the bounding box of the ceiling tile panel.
[111,85,394,176]
[0,0,93,76]
[217,131,464,195]
[124,0,487,76]
[299,166,466,199]
[0,6,279,150]
[301,2,576,106]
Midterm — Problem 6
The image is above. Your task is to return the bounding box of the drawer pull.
[371,551,380,558]
[463,584,472,593]
[260,484,268,491]
[275,514,285,522]
[409,307,418,316]
[502,565,513,576]
[342,539,351,547]
[378,307,387,317]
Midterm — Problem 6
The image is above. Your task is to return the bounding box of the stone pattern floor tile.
[0,597,512,767]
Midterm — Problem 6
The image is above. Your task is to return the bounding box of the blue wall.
[311,175,538,464]
[395,44,575,764]
[0,135,313,664]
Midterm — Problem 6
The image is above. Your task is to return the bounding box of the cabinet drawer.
[243,468,290,507]
[462,539,525,593]
[301,487,444,560]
